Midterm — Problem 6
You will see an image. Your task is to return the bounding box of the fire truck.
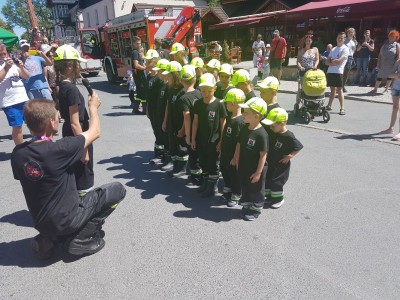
[80,6,202,83]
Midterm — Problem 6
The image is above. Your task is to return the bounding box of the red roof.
[288,0,400,19]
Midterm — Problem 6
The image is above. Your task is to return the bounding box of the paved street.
[1,72,399,299]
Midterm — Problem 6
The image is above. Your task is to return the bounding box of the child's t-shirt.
[174,89,202,133]
[221,115,245,163]
[215,81,233,100]
[245,90,257,101]
[193,98,227,144]
[166,85,184,131]
[267,130,303,165]
[238,126,269,176]
[146,75,161,112]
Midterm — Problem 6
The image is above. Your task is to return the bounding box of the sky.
[0,0,26,38]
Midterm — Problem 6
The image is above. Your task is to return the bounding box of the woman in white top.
[343,27,357,92]
[0,44,30,144]
[295,34,319,107]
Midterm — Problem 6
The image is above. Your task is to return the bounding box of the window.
[58,5,69,18]
[95,9,99,26]
[104,5,109,21]
[87,13,91,27]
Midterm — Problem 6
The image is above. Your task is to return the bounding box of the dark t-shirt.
[179,89,202,123]
[146,75,161,112]
[245,90,257,101]
[156,82,169,124]
[132,49,145,93]
[267,102,280,114]
[221,115,245,163]
[215,82,233,100]
[11,136,85,235]
[238,126,269,176]
[166,85,184,132]
[267,130,303,165]
[358,39,374,58]
[58,81,89,137]
[193,98,227,145]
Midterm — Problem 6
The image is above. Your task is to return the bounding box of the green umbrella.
[0,27,18,49]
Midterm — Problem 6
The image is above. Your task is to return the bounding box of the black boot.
[66,221,105,256]
[150,147,163,165]
[197,174,209,193]
[201,177,218,198]
[31,234,56,260]
[161,157,174,172]
[167,160,187,178]
[188,173,203,186]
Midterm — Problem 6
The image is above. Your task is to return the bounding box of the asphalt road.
[1,73,399,299]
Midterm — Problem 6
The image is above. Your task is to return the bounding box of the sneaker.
[149,157,162,165]
[243,211,260,221]
[227,200,238,207]
[161,161,174,172]
[393,133,400,141]
[271,199,285,209]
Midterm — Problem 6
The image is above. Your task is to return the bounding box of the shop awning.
[209,15,270,30]
[288,0,400,19]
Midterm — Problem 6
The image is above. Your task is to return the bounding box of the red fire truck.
[80,6,202,83]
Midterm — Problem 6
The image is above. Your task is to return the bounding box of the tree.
[207,0,220,7]
[1,0,52,35]
[0,18,15,33]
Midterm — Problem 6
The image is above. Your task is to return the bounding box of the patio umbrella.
[0,27,18,49]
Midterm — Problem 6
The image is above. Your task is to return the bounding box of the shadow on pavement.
[0,134,30,143]
[89,81,127,95]
[0,210,33,227]
[102,112,136,117]
[112,105,132,110]
[0,152,11,162]
[98,151,241,223]
[0,238,91,268]
[335,133,394,141]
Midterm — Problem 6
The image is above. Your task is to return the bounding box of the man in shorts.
[269,30,287,81]
[325,32,349,115]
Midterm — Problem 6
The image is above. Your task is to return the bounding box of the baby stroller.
[294,69,330,124]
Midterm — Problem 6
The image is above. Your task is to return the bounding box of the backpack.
[302,69,327,96]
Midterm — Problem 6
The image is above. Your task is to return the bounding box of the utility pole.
[26,0,39,29]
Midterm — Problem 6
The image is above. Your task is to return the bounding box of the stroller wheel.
[323,110,330,123]
[304,112,312,124]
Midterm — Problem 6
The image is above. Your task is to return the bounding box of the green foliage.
[207,0,220,7]
[1,0,52,34]
[0,18,14,33]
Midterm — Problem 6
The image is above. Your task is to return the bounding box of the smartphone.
[11,55,19,64]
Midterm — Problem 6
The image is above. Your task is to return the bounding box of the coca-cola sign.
[336,6,351,14]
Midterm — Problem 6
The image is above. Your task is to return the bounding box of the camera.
[11,55,19,65]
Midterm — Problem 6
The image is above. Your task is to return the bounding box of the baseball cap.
[221,88,245,103]
[230,69,250,86]
[199,73,216,87]
[19,39,30,49]
[273,29,279,35]
[206,58,221,70]
[266,44,271,48]
[153,58,169,71]
[239,97,268,118]
[257,76,280,90]
[144,49,159,60]
[127,70,132,75]
[180,64,196,80]
[263,107,288,125]
[170,42,185,55]
[162,61,182,75]
[54,44,87,62]
[190,57,204,68]
[219,63,233,75]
